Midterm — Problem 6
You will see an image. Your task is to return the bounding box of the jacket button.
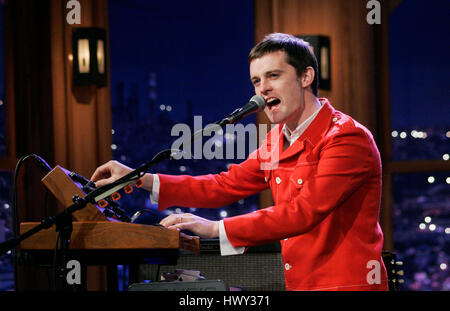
[276,177,282,184]
[332,117,338,122]
[285,263,292,271]
[297,179,303,185]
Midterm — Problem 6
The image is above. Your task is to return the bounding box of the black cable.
[53,231,60,290]
[12,154,52,238]
[10,154,52,290]
[130,208,161,225]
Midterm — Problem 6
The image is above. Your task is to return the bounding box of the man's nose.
[257,79,272,95]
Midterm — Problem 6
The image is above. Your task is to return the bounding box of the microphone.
[218,95,266,126]
[189,95,266,145]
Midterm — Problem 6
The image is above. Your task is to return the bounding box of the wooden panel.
[41,165,107,221]
[2,0,17,164]
[20,221,180,250]
[92,0,113,165]
[50,0,69,169]
[388,160,450,173]
[268,0,377,132]
[50,0,112,178]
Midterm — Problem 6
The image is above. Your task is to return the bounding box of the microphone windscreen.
[250,95,266,111]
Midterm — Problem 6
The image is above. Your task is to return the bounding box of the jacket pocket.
[288,162,318,200]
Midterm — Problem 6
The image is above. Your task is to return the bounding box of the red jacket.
[157,99,388,290]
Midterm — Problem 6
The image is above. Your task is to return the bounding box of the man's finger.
[160,214,179,227]
[168,222,195,232]
[93,177,115,188]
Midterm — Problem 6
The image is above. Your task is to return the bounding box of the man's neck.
[285,96,322,133]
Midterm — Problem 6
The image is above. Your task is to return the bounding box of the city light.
[111,144,117,150]
[400,131,407,139]
[179,165,186,172]
[166,105,172,112]
[424,216,432,223]
[440,263,447,271]
[443,153,450,161]
[160,104,166,111]
[446,131,450,138]
[410,130,427,139]
[391,130,398,138]
[429,224,436,231]
[419,223,426,230]
[427,176,435,183]
[220,210,228,218]
[445,227,450,234]
[446,177,450,184]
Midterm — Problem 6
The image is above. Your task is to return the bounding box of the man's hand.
[160,213,219,239]
[90,160,154,191]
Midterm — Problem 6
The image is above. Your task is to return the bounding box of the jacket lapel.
[278,99,334,162]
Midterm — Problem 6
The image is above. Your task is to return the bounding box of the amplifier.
[138,239,285,291]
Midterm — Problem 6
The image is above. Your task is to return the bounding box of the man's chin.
[266,114,283,125]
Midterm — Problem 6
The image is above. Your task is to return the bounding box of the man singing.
[91,33,388,291]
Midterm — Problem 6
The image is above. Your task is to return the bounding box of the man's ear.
[301,66,315,88]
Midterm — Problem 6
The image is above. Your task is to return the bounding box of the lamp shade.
[72,27,107,87]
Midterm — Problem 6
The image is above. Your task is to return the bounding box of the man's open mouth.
[267,98,281,108]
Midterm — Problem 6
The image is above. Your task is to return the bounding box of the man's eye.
[270,73,279,78]
[252,80,260,85]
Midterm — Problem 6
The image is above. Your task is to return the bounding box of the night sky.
[389,0,450,129]
[0,3,3,99]
[108,0,255,125]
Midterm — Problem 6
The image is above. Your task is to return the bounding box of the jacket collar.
[264,98,335,164]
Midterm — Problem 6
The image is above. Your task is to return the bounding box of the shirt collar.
[282,99,324,146]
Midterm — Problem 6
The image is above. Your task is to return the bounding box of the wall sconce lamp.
[72,27,107,87]
[297,35,331,90]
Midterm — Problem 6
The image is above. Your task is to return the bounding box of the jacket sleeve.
[157,150,269,211]
[223,124,381,247]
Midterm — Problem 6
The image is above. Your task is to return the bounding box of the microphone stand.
[0,148,176,289]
